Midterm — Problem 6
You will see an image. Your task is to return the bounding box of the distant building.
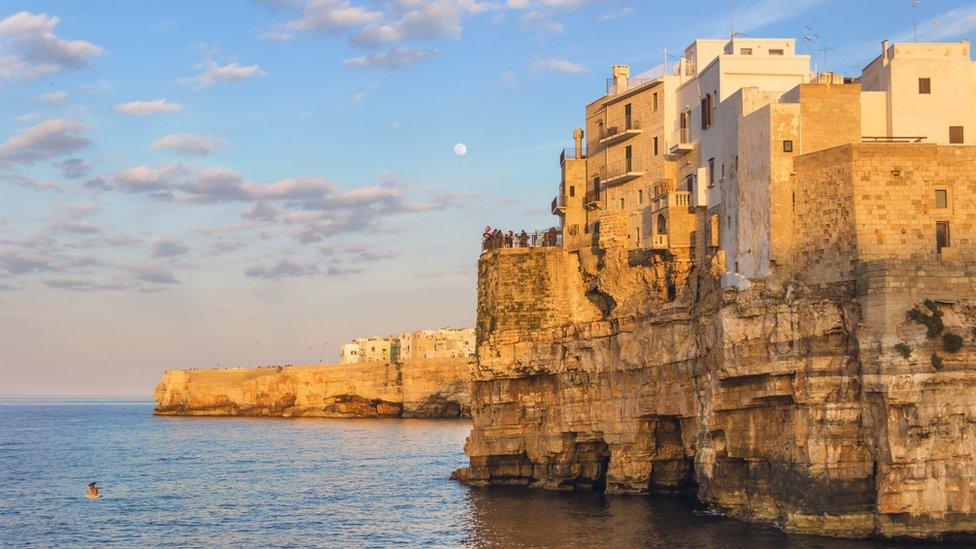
[338,328,475,364]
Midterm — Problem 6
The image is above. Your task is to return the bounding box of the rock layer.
[455,243,976,540]
[154,358,472,419]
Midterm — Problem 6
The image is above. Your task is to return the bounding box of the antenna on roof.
[912,0,921,42]
[802,25,820,55]
[819,46,834,75]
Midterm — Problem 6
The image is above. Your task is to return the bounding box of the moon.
[454,143,468,156]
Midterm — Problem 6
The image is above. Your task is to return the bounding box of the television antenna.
[912,0,921,42]
[819,46,834,75]
[802,25,820,55]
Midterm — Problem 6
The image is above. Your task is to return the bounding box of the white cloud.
[55,157,91,179]
[531,57,586,73]
[284,0,384,34]
[149,236,190,258]
[151,133,227,156]
[0,11,104,81]
[40,90,68,104]
[2,172,59,191]
[342,47,439,69]
[178,57,266,90]
[0,118,90,164]
[114,99,184,116]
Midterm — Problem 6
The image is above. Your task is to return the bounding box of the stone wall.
[792,144,976,285]
[153,358,472,418]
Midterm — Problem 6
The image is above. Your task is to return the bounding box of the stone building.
[464,37,976,540]
[339,328,475,364]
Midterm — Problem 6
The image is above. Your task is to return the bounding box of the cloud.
[2,172,59,191]
[284,0,384,34]
[42,278,129,292]
[149,236,190,258]
[0,11,104,81]
[0,248,61,274]
[244,259,365,279]
[114,99,184,116]
[151,133,227,156]
[40,90,68,104]
[531,57,586,73]
[351,0,491,46]
[85,163,185,199]
[55,157,91,179]
[242,201,282,220]
[0,118,90,164]
[178,57,267,90]
[130,264,180,285]
[342,47,439,69]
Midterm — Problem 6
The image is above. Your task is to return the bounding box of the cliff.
[154,358,472,419]
[454,240,976,540]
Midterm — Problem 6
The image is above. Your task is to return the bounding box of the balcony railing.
[862,136,926,143]
[652,234,668,249]
[584,189,601,209]
[551,194,566,214]
[669,127,693,154]
[604,62,671,95]
[482,228,562,252]
[599,157,645,185]
[559,147,586,164]
[601,115,642,143]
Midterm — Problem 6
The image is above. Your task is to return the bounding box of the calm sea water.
[0,399,946,547]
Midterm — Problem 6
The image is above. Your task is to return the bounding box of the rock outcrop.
[454,241,976,540]
[154,358,472,419]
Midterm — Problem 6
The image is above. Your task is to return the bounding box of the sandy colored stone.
[153,358,472,419]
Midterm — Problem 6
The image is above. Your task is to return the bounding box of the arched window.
[657,214,667,235]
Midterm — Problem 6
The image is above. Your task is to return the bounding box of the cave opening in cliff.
[593,452,610,493]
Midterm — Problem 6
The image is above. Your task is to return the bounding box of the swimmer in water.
[86,482,100,499]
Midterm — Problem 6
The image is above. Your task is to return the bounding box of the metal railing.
[862,136,926,143]
[482,228,562,252]
[551,194,566,213]
[604,61,671,95]
[671,127,690,145]
[601,115,641,140]
[559,147,586,164]
[598,157,644,183]
[584,189,602,208]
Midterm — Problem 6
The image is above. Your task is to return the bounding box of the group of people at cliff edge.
[482,226,560,251]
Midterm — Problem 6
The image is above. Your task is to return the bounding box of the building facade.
[552,38,975,283]
[338,328,475,364]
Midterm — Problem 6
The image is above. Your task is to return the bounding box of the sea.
[0,398,957,548]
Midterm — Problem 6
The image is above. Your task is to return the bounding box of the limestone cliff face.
[154,358,472,419]
[456,243,976,540]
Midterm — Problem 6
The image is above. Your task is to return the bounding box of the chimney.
[573,126,583,158]
[611,64,630,94]
[881,39,889,65]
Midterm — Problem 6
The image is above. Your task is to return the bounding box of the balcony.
[584,189,601,210]
[599,115,642,146]
[599,157,644,187]
[559,146,586,165]
[669,128,693,154]
[551,194,566,215]
[651,191,691,212]
[652,234,668,249]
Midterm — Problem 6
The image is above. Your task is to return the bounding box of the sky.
[1,0,975,396]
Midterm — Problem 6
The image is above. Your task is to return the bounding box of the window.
[783,140,794,153]
[935,189,947,209]
[740,48,753,55]
[653,136,659,156]
[620,197,625,209]
[569,185,575,197]
[657,214,667,235]
[652,92,658,111]
[720,163,725,180]
[708,158,715,187]
[684,174,694,192]
[919,78,931,94]
[937,222,951,252]
[638,189,643,204]
[769,48,784,55]
[700,93,714,129]
[625,145,633,171]
[624,103,632,129]
[950,126,964,144]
